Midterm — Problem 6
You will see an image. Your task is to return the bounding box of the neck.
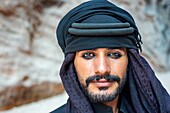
[103,96,119,113]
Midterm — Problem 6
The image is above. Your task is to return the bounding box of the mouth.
[92,79,113,88]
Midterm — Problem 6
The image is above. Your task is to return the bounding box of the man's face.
[74,48,128,103]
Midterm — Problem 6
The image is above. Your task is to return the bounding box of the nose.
[94,56,111,75]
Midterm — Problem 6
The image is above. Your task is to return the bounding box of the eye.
[82,52,95,59]
[108,52,122,59]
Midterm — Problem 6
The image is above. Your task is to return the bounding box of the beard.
[79,74,127,103]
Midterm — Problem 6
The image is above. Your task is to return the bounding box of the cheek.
[76,63,91,77]
[74,59,94,84]
[111,58,128,77]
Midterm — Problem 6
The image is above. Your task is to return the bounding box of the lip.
[92,79,113,88]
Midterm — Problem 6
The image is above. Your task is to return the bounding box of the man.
[51,0,170,113]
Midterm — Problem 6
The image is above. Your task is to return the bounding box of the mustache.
[86,74,120,87]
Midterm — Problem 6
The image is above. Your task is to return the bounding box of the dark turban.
[56,0,142,55]
[55,0,170,113]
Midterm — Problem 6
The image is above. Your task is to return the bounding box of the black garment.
[51,96,127,113]
[51,104,66,113]
[54,50,170,113]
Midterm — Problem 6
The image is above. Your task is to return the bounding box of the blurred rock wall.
[0,0,65,111]
[0,0,169,111]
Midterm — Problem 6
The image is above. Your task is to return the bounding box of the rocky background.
[0,0,169,111]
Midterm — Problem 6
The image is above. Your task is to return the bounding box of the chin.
[87,87,120,103]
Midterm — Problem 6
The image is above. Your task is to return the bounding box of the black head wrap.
[55,0,170,113]
[58,50,170,113]
[56,0,142,55]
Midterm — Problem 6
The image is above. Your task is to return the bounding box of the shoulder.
[50,104,66,113]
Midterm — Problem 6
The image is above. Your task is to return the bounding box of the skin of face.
[74,48,128,104]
